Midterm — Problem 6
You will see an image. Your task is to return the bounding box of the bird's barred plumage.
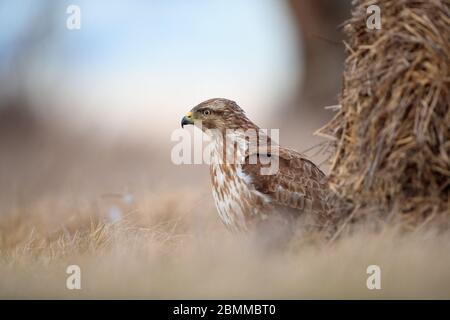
[182,98,338,234]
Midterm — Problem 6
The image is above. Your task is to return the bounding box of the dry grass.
[1,187,450,299]
[319,0,450,221]
[0,123,449,299]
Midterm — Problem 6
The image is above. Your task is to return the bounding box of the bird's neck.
[210,124,273,165]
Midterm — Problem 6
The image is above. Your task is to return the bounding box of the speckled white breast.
[209,133,270,232]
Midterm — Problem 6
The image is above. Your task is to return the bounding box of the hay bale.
[320,0,450,221]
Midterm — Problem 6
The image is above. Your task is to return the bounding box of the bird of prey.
[181,98,338,238]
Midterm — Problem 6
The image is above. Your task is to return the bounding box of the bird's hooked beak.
[181,111,194,128]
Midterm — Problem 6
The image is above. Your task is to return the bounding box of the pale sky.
[0,0,303,141]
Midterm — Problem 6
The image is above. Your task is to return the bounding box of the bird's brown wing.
[242,147,334,220]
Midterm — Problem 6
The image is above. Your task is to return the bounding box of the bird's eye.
[203,109,211,116]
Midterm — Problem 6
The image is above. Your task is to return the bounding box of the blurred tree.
[0,1,55,140]
[288,0,351,116]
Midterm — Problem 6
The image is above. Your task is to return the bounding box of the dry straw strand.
[319,0,450,223]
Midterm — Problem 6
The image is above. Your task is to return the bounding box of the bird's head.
[181,98,256,132]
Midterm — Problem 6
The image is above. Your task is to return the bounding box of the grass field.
[1,128,450,299]
[2,207,450,299]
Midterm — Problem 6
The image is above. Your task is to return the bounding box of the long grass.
[1,191,450,299]
[1,125,449,299]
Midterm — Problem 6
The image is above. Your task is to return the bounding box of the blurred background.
[0,0,350,229]
[3,1,450,300]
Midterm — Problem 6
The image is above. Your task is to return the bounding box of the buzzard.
[181,98,339,237]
